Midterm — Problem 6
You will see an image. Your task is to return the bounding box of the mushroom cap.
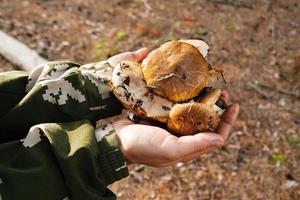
[142,40,209,102]
[112,60,173,123]
[167,102,221,136]
[167,88,222,136]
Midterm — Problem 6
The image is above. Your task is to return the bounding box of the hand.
[113,91,239,167]
[107,47,149,67]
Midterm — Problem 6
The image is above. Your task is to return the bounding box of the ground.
[0,0,299,199]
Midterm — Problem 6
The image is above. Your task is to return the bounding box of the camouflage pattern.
[0,61,128,200]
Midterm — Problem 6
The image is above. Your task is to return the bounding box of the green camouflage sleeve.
[0,61,122,142]
[0,71,28,117]
[0,61,128,199]
[0,120,128,200]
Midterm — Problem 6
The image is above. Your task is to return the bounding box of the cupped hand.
[113,91,239,167]
[107,48,239,167]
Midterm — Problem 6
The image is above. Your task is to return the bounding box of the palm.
[114,120,177,166]
[113,102,239,167]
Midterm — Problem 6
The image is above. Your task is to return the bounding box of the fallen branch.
[0,31,48,72]
[209,0,255,9]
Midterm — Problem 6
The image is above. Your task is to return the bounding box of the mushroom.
[111,40,224,135]
[167,88,222,136]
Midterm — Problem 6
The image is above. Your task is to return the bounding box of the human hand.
[107,47,149,67]
[113,91,239,167]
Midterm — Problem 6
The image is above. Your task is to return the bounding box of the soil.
[1,0,299,199]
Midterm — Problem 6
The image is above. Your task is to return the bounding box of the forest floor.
[0,0,300,199]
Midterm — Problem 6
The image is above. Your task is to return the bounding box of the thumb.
[107,48,149,67]
[131,47,149,62]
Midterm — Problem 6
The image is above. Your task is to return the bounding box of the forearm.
[0,120,128,200]
[0,61,122,143]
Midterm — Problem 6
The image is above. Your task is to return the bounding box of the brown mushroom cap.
[142,40,209,102]
[167,88,222,136]
[167,103,220,136]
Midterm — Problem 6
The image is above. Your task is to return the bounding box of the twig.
[209,0,255,9]
[248,82,273,99]
[142,0,152,12]
[253,81,300,99]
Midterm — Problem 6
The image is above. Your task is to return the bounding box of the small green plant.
[144,166,153,172]
[269,154,285,165]
[92,38,120,60]
[226,21,236,33]
[116,31,128,40]
[287,133,300,148]
[33,20,49,27]
[131,2,141,8]
[94,39,105,52]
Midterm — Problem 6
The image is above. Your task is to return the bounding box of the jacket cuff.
[80,61,123,121]
[95,123,129,185]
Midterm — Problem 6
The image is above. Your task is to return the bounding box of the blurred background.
[0,0,299,199]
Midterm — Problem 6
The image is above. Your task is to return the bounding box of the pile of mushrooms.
[111,40,224,136]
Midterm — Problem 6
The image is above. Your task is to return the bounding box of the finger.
[131,47,149,62]
[180,144,221,163]
[107,48,149,67]
[163,133,224,161]
[216,90,230,108]
[216,104,239,140]
[107,52,131,67]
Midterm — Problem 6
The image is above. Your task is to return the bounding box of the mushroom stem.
[199,88,222,106]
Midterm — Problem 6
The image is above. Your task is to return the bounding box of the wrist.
[112,121,135,165]
[95,123,129,184]
[79,61,123,120]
